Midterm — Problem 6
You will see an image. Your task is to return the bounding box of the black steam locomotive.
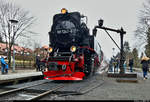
[43,8,103,80]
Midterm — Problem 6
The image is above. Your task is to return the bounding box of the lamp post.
[9,19,18,72]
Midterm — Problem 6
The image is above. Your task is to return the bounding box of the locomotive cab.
[43,9,103,80]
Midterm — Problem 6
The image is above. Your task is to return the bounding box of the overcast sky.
[11,0,144,59]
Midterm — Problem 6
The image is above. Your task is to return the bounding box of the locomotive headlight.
[61,8,68,14]
[48,47,53,53]
[70,46,76,52]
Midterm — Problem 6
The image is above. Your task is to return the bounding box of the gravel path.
[52,72,150,100]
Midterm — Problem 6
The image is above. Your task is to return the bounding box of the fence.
[0,60,35,70]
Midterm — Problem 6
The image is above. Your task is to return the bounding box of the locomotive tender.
[43,8,103,80]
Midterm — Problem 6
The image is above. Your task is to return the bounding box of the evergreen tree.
[123,41,131,65]
[132,48,140,68]
[124,41,130,53]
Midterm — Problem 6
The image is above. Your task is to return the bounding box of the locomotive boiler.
[43,8,103,80]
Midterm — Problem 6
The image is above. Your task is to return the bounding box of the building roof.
[42,45,49,49]
[0,43,33,53]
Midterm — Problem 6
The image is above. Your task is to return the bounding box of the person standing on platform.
[123,61,127,73]
[1,56,8,74]
[4,56,8,74]
[5,64,8,74]
[108,58,113,72]
[36,54,41,71]
[113,58,117,73]
[116,58,120,72]
[141,56,150,80]
[129,58,134,72]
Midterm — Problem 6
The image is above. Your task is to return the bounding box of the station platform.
[0,69,43,84]
[107,67,144,83]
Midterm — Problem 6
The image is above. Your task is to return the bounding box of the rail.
[0,81,48,96]
[27,85,64,100]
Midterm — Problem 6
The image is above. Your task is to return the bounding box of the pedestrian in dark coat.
[113,59,117,73]
[108,58,113,72]
[141,56,149,80]
[116,58,120,72]
[129,58,134,72]
[36,55,41,71]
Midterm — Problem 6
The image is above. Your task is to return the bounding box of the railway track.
[0,80,65,100]
[0,77,105,100]
[27,85,64,100]
[0,81,48,96]
[0,64,107,100]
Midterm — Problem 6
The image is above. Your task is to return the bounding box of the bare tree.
[0,34,3,42]
[0,0,36,68]
[31,38,41,50]
[134,0,150,52]
[19,38,33,68]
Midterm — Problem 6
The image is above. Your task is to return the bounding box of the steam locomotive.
[42,8,103,80]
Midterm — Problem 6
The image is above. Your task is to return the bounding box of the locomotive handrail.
[48,56,71,61]
[57,52,72,54]
[68,54,73,72]
[49,56,70,58]
[80,46,95,52]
